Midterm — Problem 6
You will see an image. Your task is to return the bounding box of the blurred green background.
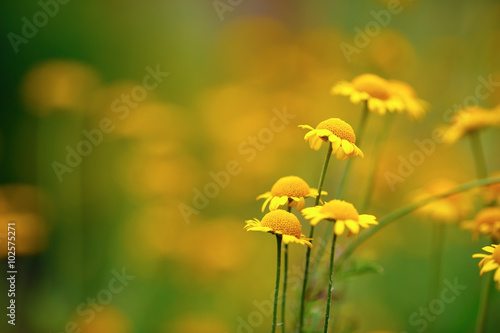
[1,0,500,332]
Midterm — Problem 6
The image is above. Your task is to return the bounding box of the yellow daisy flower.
[299,118,364,160]
[256,175,325,212]
[472,244,500,287]
[443,106,500,143]
[412,179,472,223]
[331,73,404,115]
[301,199,378,236]
[388,80,429,120]
[245,210,312,247]
[461,207,500,242]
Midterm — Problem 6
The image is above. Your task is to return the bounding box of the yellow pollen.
[260,210,302,239]
[476,207,500,227]
[492,246,500,265]
[270,176,311,198]
[320,200,359,221]
[352,74,390,100]
[316,118,356,143]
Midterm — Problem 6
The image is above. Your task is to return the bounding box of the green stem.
[272,235,282,333]
[299,143,333,333]
[475,269,493,333]
[336,100,370,199]
[360,113,395,212]
[337,177,500,263]
[280,205,292,333]
[323,232,338,333]
[469,131,488,179]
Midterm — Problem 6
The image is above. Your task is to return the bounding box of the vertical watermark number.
[6,221,16,326]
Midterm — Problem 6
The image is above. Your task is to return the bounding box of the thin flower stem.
[323,232,338,333]
[469,131,488,179]
[272,235,282,333]
[360,113,395,212]
[280,205,292,333]
[299,143,333,333]
[336,100,370,199]
[337,177,500,263]
[475,268,493,333]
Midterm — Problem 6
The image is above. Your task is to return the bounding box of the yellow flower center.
[320,199,359,221]
[475,207,500,228]
[493,246,500,265]
[352,74,390,100]
[261,210,302,239]
[270,176,311,198]
[316,118,356,143]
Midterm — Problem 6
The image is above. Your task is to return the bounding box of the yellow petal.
[334,221,345,235]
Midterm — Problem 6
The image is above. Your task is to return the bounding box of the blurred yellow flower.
[77,306,131,333]
[472,244,500,288]
[257,175,324,212]
[245,210,312,247]
[299,118,364,160]
[22,60,100,116]
[331,73,403,115]
[388,80,429,120]
[461,207,500,242]
[443,106,500,143]
[302,199,378,236]
[169,315,229,333]
[483,171,500,205]
[412,179,472,223]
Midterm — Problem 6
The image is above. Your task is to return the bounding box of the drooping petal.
[334,220,345,235]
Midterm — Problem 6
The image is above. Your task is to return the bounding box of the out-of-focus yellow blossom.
[388,80,429,120]
[299,118,364,160]
[0,185,50,257]
[302,199,378,236]
[412,179,472,223]
[472,244,500,288]
[76,306,131,333]
[22,60,100,116]
[461,207,500,242]
[257,175,324,212]
[245,210,312,247]
[483,171,500,205]
[331,74,404,115]
[443,106,500,143]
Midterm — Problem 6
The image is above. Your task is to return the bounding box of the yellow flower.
[245,210,312,247]
[256,175,325,212]
[483,171,500,205]
[388,80,429,120]
[299,118,364,160]
[412,179,472,223]
[472,244,500,288]
[443,106,500,143]
[461,207,500,242]
[301,199,378,236]
[331,73,404,115]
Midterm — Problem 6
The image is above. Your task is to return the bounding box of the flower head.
[483,171,500,205]
[443,106,500,143]
[461,207,500,242]
[412,179,472,223]
[299,118,364,160]
[245,210,312,247]
[301,199,378,236]
[257,175,325,212]
[472,244,500,288]
[331,73,404,115]
[388,80,429,120]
